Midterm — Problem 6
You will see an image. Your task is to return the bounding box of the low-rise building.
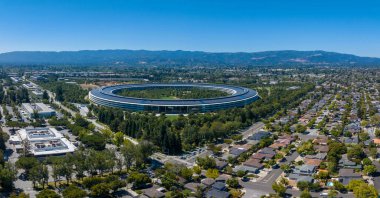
[10,128,76,156]
[293,165,316,176]
[22,83,38,90]
[22,103,56,118]
[339,169,362,185]
[31,90,44,98]
[338,154,362,169]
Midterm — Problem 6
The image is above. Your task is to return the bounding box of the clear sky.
[1,0,380,57]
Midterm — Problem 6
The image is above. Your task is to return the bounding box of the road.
[44,87,140,146]
[241,151,299,198]
[372,160,380,190]
[241,149,356,198]
[241,122,265,139]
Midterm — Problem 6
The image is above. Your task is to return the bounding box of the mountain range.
[0,50,379,67]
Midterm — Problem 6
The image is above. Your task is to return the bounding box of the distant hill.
[0,50,379,67]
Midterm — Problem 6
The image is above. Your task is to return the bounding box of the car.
[241,176,250,182]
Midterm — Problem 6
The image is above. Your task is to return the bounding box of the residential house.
[184,183,205,193]
[248,131,271,141]
[206,189,230,198]
[243,158,264,169]
[251,153,274,161]
[233,165,259,174]
[288,174,314,187]
[215,160,228,170]
[201,178,215,187]
[313,145,329,153]
[293,165,316,176]
[339,169,362,185]
[212,182,227,191]
[142,187,165,198]
[338,154,362,169]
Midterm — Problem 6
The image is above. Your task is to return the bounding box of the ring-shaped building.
[89,84,259,114]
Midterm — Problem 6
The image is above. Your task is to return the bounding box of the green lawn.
[160,96,179,100]
[166,114,179,121]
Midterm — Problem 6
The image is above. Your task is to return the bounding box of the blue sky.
[1,0,380,57]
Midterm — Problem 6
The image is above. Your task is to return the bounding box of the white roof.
[22,103,55,114]
[17,128,62,142]
[32,138,76,156]
[16,127,76,156]
[9,135,21,142]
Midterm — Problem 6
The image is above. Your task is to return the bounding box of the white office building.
[9,128,76,156]
[21,103,56,118]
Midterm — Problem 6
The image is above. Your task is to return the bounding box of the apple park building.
[89,84,259,114]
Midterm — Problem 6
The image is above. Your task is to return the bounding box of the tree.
[36,189,61,198]
[9,192,29,198]
[347,145,365,163]
[332,181,346,193]
[29,164,49,188]
[236,170,246,177]
[316,171,330,181]
[194,186,204,198]
[280,164,291,173]
[328,190,338,198]
[0,132,6,151]
[0,163,17,191]
[196,156,216,169]
[226,178,240,188]
[135,141,154,167]
[16,157,39,174]
[375,129,380,138]
[113,132,124,148]
[81,133,106,150]
[51,162,60,188]
[297,181,310,191]
[71,150,88,181]
[362,158,372,166]
[42,90,49,100]
[180,167,193,181]
[127,172,151,189]
[100,128,113,143]
[205,168,219,179]
[295,124,307,133]
[349,180,378,198]
[300,190,312,198]
[121,143,136,171]
[193,165,201,175]
[272,182,286,197]
[369,147,378,159]
[55,85,64,102]
[276,177,288,186]
[91,183,111,197]
[229,189,241,198]
[62,185,87,198]
[363,165,377,176]
[297,141,315,155]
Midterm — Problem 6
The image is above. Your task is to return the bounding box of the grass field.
[160,96,179,100]
[166,114,179,121]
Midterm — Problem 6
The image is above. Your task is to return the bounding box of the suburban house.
[339,169,362,185]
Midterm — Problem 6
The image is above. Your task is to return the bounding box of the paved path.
[372,160,380,190]
[241,122,265,140]
[44,86,140,146]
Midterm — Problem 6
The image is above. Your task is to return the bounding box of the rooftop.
[16,128,76,156]
[22,103,55,114]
